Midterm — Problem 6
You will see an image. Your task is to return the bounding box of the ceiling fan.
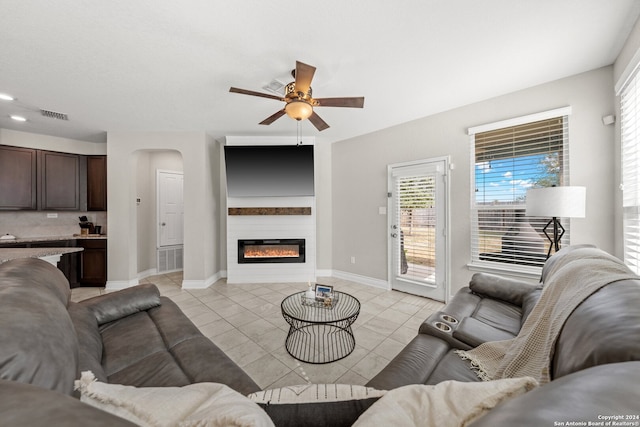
[229,61,364,131]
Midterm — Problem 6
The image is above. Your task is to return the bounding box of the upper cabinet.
[0,146,37,210]
[39,150,80,210]
[0,145,107,211]
[86,155,107,211]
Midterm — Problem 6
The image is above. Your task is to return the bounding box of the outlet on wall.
[350,256,356,264]
[47,213,58,219]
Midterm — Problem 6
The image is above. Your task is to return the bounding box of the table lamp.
[525,186,586,258]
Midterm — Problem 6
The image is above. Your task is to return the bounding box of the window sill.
[467,261,542,281]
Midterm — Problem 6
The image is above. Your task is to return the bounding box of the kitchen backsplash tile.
[0,211,107,239]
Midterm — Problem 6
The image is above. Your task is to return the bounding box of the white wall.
[107,132,218,289]
[315,142,333,271]
[331,66,616,296]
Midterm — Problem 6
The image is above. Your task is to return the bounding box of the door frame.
[387,156,451,302]
[156,169,184,248]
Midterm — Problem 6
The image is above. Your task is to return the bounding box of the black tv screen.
[224,145,315,197]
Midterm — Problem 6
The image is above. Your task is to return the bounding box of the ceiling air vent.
[40,109,69,121]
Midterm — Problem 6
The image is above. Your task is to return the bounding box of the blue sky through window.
[475,153,551,204]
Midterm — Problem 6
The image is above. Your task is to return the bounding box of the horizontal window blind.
[396,174,436,281]
[621,67,640,274]
[471,115,569,270]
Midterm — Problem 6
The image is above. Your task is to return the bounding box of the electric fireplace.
[238,239,306,264]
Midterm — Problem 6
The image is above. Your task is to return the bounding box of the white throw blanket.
[456,248,638,384]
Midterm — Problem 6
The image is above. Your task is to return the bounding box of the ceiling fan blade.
[309,111,330,131]
[229,87,284,101]
[294,61,316,96]
[259,109,286,125]
[314,97,365,108]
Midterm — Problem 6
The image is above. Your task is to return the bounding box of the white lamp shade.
[526,186,586,218]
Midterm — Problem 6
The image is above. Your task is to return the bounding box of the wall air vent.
[40,109,69,121]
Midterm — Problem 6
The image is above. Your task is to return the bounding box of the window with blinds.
[470,113,570,271]
[621,67,640,274]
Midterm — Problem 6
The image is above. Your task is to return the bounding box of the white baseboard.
[137,268,157,280]
[316,269,333,277]
[182,271,224,289]
[332,270,391,290]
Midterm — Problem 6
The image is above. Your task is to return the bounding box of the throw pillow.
[74,371,274,427]
[352,377,538,427]
[247,383,386,404]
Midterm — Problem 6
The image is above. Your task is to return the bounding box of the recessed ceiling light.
[0,93,15,101]
[10,115,27,122]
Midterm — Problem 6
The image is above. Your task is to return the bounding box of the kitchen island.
[0,247,83,265]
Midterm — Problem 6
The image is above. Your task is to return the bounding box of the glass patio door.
[388,158,447,301]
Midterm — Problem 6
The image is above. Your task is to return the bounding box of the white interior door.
[157,170,184,247]
[388,158,448,301]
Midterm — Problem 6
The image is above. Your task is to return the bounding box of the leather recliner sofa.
[0,257,259,425]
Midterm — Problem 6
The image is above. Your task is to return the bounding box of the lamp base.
[542,217,565,259]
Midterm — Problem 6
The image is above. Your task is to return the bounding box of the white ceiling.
[1,0,639,144]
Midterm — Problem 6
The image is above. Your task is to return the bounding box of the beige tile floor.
[71,273,444,390]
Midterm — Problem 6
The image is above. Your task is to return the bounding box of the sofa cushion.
[0,379,137,427]
[353,377,537,427]
[259,399,380,427]
[469,362,640,427]
[520,287,542,324]
[453,317,515,347]
[0,258,70,306]
[423,350,482,385]
[366,334,451,390]
[98,295,260,395]
[469,272,539,306]
[553,279,640,379]
[248,384,385,427]
[0,258,78,395]
[80,283,161,325]
[472,298,522,335]
[68,302,108,383]
[74,371,273,427]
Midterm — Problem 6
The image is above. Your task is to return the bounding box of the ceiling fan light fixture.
[285,99,313,121]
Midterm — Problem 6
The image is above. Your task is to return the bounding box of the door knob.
[161,222,166,226]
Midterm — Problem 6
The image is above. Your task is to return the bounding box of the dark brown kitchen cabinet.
[39,150,80,210]
[78,239,107,286]
[86,156,107,211]
[0,146,37,210]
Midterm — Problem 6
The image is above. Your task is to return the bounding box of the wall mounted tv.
[224,145,315,197]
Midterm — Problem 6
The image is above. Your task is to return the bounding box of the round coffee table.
[281,290,360,364]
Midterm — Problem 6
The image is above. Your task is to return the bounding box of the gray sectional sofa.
[1,246,640,426]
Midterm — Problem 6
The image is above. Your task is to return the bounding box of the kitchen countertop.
[0,247,84,264]
[0,235,107,245]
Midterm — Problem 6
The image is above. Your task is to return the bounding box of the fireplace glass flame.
[244,244,299,258]
[238,239,306,264]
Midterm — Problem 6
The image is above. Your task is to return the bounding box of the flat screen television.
[224,145,315,197]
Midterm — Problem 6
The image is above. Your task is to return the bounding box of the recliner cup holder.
[440,314,458,324]
[433,321,452,332]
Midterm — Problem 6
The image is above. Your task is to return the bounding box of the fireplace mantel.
[228,207,311,216]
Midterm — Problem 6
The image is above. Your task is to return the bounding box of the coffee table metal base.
[284,323,356,364]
